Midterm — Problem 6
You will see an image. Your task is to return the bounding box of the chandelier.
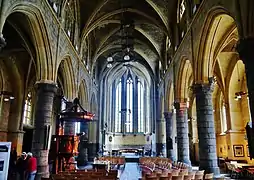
[106,13,135,68]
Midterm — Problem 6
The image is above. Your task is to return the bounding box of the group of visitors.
[9,150,37,180]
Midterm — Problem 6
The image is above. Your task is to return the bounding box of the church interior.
[1,0,254,179]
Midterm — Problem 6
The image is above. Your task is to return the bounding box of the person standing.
[26,152,37,180]
[16,152,27,180]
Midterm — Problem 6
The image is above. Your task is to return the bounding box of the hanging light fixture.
[106,3,135,68]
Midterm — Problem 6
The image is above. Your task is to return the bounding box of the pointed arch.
[196,7,239,83]
[78,79,88,110]
[56,56,76,100]
[176,56,193,101]
[2,3,53,81]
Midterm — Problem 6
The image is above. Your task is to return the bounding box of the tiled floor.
[119,163,141,180]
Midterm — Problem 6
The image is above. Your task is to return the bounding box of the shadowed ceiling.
[78,0,178,80]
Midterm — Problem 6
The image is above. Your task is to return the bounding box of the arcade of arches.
[0,0,254,178]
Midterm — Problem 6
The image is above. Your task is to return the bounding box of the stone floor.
[119,163,141,180]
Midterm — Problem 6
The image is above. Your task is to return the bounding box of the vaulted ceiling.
[78,0,178,80]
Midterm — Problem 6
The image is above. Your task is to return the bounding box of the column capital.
[237,37,254,63]
[0,34,6,51]
[35,82,58,94]
[163,111,173,119]
[174,102,187,110]
[192,80,214,95]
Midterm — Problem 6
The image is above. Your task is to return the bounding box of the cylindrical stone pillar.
[63,102,75,135]
[175,102,191,165]
[79,121,89,163]
[156,119,166,156]
[237,38,254,159]
[237,38,254,127]
[32,82,57,179]
[193,81,220,175]
[87,120,98,161]
[164,111,176,161]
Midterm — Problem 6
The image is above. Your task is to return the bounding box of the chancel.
[1,0,254,180]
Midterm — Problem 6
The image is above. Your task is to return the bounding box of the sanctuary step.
[122,152,140,163]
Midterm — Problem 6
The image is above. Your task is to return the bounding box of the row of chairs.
[225,162,243,178]
[140,157,190,171]
[51,169,118,180]
[142,169,214,180]
[99,156,125,166]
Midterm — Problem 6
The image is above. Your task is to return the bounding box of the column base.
[200,166,220,176]
[8,130,24,155]
[87,143,99,161]
[167,149,176,161]
[0,130,8,142]
[156,143,166,156]
[181,159,191,166]
[32,150,49,179]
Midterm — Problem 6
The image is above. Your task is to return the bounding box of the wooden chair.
[146,176,159,180]
[188,171,195,179]
[183,174,194,180]
[194,174,204,180]
[195,170,204,175]
[179,171,188,176]
[204,173,213,180]
[100,177,117,180]
[172,175,184,180]
[172,169,180,176]
[159,176,170,180]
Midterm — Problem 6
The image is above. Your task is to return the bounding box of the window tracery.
[114,74,146,133]
[23,92,33,126]
[179,0,186,20]
[64,0,75,41]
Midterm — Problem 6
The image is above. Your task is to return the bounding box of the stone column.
[156,119,166,156]
[175,102,191,165]
[87,120,98,161]
[63,102,75,135]
[32,82,57,179]
[193,80,220,175]
[8,131,24,154]
[237,38,254,127]
[164,111,176,160]
[0,96,10,141]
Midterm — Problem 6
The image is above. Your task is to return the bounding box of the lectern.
[50,98,94,173]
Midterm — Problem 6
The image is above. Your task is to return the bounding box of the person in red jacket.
[26,152,37,180]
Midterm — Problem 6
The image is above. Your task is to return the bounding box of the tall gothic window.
[179,0,186,20]
[115,80,122,132]
[23,92,32,125]
[113,75,146,133]
[221,102,227,133]
[64,0,75,40]
[126,77,133,133]
[138,80,144,132]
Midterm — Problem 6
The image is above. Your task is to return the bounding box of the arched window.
[126,77,133,133]
[64,0,75,40]
[113,74,146,134]
[221,102,227,133]
[23,92,32,126]
[115,80,122,132]
[179,0,186,21]
[138,80,144,132]
[48,0,61,13]
[247,97,252,126]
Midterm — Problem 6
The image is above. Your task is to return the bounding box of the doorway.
[22,127,33,153]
